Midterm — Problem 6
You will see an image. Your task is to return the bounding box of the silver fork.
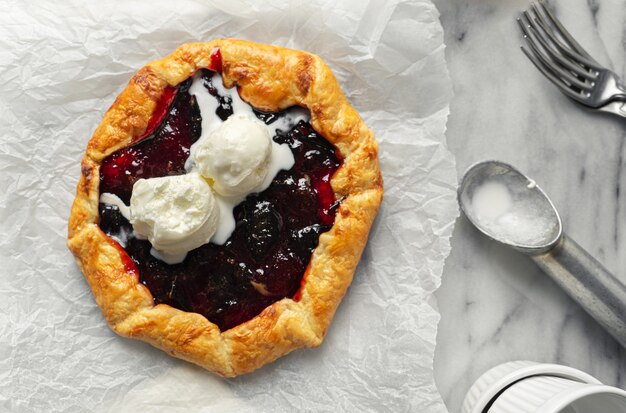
[517,1,626,117]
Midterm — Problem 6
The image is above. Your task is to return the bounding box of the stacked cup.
[463,361,626,412]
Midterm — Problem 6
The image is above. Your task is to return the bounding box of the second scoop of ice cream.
[130,173,219,264]
[194,114,272,198]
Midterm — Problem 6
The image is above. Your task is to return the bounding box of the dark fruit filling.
[98,69,342,331]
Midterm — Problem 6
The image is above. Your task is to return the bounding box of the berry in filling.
[98,69,342,331]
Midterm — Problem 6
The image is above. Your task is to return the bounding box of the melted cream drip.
[100,192,131,220]
[98,193,132,247]
[471,181,513,222]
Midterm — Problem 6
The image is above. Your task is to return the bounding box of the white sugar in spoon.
[459,160,626,348]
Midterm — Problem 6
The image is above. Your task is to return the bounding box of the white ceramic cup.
[462,360,626,413]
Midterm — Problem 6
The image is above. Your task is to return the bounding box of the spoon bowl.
[458,161,562,254]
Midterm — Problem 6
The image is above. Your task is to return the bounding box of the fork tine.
[518,15,593,92]
[521,10,597,80]
[532,2,600,70]
[520,45,587,102]
[536,0,599,64]
[529,6,599,70]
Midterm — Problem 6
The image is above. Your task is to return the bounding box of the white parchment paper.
[0,0,457,411]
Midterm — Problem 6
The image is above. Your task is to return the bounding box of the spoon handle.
[530,234,626,348]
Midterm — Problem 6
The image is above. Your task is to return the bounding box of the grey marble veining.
[432,0,626,411]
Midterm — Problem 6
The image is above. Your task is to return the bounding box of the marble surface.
[432,0,626,411]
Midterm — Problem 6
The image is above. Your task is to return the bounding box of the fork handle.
[600,80,626,117]
[615,81,626,101]
[600,100,626,118]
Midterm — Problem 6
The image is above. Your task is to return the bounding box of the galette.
[68,39,383,377]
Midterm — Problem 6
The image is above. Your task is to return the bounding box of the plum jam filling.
[98,69,342,331]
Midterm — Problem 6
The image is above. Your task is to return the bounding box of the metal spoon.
[459,160,626,348]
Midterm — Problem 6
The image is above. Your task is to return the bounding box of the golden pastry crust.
[68,39,383,377]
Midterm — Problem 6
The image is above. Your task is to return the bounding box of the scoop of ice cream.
[193,114,272,197]
[130,173,219,264]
